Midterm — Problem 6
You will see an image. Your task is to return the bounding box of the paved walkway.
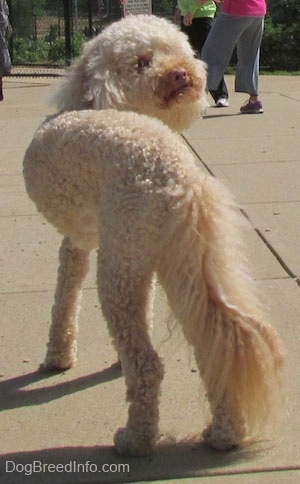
[0,75,299,483]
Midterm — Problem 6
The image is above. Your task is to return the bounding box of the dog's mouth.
[160,81,198,108]
[152,65,203,110]
[173,83,194,98]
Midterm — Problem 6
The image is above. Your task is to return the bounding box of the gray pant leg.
[202,14,264,95]
[202,14,245,91]
[235,17,264,95]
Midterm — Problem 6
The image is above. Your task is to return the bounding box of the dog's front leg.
[40,236,90,371]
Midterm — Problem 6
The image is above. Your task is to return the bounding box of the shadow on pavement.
[0,439,265,483]
[0,364,122,410]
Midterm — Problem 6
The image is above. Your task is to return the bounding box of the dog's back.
[23,109,198,250]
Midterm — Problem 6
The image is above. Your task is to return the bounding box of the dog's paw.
[202,424,242,451]
[38,362,71,373]
[39,356,76,373]
[114,427,158,456]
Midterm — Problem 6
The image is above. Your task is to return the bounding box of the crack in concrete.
[182,135,299,290]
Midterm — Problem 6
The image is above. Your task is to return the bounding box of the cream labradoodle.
[23,15,284,456]
[24,109,284,456]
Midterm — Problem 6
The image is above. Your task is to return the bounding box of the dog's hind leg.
[40,236,90,371]
[98,257,163,456]
[97,198,164,456]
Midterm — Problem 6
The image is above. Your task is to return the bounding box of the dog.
[23,109,284,456]
[50,14,208,131]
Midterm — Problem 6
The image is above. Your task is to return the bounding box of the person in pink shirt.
[202,0,267,113]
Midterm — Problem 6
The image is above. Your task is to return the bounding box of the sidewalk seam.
[182,135,300,289]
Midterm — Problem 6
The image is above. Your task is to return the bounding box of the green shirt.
[177,0,217,18]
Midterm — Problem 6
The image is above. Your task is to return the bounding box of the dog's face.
[66,15,207,131]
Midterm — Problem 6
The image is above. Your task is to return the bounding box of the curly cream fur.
[50,14,208,131]
[23,109,284,455]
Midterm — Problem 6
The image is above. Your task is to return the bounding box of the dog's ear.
[81,47,127,110]
[48,57,95,112]
[48,37,114,112]
[81,53,110,109]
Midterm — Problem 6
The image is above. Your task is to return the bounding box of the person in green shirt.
[175,0,228,107]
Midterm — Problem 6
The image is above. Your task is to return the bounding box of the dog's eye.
[137,56,151,70]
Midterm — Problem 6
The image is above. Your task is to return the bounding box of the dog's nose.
[169,68,188,87]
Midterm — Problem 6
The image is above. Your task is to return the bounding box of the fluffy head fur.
[50,14,207,131]
[23,110,284,455]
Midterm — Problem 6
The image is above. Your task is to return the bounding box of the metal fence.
[7,0,177,77]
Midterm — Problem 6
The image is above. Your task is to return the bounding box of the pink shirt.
[222,0,267,16]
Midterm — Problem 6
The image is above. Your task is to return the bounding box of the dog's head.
[52,15,207,131]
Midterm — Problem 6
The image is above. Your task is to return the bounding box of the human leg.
[196,17,229,104]
[235,17,264,95]
[210,84,229,106]
[202,14,258,104]
[180,17,209,57]
[236,17,265,113]
[194,17,212,56]
[180,16,228,104]
[202,14,243,91]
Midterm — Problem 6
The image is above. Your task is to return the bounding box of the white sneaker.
[215,97,229,107]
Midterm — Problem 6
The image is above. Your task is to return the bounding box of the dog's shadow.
[0,439,264,484]
[0,367,269,483]
[0,363,122,411]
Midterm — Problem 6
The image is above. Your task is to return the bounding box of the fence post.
[63,0,73,65]
[87,0,93,38]
[6,0,13,63]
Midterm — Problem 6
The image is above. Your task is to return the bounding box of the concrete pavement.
[0,75,299,483]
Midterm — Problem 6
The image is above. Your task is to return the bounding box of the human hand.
[183,12,193,26]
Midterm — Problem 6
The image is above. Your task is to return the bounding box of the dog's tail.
[157,173,285,445]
